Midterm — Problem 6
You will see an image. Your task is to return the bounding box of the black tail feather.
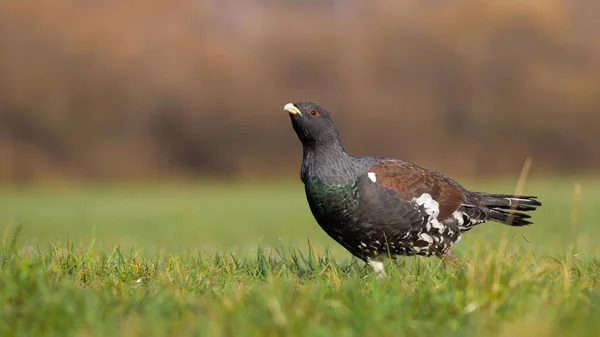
[473,193,542,226]
[487,208,534,226]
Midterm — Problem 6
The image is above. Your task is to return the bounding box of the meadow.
[1,177,599,336]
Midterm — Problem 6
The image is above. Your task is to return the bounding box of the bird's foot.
[368,259,388,279]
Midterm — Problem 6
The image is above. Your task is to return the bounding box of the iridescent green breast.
[304,180,360,226]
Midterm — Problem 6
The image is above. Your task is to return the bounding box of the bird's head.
[284,102,339,147]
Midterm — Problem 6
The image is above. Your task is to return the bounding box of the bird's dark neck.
[301,140,357,185]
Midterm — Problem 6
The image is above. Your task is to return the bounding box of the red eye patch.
[309,109,320,116]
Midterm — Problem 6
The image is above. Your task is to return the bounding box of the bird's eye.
[309,109,320,116]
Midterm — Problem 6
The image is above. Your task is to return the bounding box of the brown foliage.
[1,0,599,182]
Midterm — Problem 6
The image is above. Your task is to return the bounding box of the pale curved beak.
[283,103,301,115]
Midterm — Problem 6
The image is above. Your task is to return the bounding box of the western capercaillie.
[284,102,542,278]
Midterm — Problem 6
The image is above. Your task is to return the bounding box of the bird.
[283,102,542,278]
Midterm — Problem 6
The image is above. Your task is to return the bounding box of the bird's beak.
[284,103,301,115]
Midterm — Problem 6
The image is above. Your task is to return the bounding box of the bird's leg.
[436,250,458,269]
[367,259,388,279]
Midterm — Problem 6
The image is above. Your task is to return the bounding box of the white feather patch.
[452,211,465,226]
[367,172,377,182]
[431,219,445,231]
[414,193,440,219]
[420,233,434,244]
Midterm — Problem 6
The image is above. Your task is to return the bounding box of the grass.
[1,177,600,336]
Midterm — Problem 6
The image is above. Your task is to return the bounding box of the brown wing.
[368,160,466,219]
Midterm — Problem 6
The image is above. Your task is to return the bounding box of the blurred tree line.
[0,0,599,183]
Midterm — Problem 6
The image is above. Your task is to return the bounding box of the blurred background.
[1,0,598,253]
[1,0,599,183]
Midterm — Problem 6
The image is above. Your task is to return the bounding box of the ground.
[1,177,599,336]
